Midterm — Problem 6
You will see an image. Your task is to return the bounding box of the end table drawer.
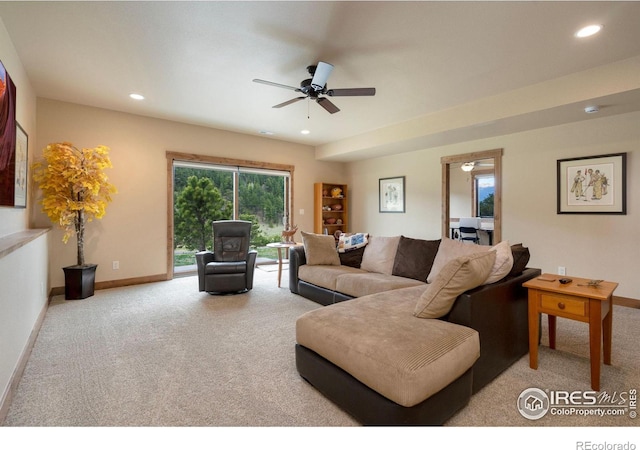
[540,293,587,317]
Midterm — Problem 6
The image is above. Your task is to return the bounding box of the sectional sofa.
[290,233,540,425]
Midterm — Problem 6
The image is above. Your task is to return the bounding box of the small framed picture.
[14,123,28,208]
[557,153,626,214]
[379,176,405,213]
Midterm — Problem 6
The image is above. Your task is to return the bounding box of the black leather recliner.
[195,220,257,294]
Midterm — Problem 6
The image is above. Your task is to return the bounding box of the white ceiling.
[2,1,640,159]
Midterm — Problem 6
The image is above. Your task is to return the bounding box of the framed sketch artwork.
[379,176,405,213]
[14,123,28,208]
[557,153,626,215]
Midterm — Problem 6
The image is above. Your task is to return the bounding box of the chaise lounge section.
[291,233,540,424]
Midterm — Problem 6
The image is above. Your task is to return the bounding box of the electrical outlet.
[112,261,120,270]
[558,266,566,276]
[299,208,305,215]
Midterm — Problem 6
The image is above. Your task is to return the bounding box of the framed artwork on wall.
[0,58,18,207]
[14,123,28,208]
[379,176,405,213]
[557,153,626,215]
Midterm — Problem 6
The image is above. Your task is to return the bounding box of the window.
[473,173,494,218]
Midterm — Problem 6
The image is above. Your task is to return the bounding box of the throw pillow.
[337,232,369,253]
[360,235,401,275]
[392,236,441,281]
[301,231,340,266]
[426,237,490,283]
[414,251,497,319]
[482,240,514,285]
[339,246,366,268]
[509,243,530,276]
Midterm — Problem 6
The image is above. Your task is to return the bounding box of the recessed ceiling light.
[584,105,600,114]
[300,130,310,135]
[129,93,145,100]
[575,24,603,38]
[259,130,274,136]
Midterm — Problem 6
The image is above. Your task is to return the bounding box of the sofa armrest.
[289,246,306,294]
[246,250,258,290]
[445,267,542,392]
[195,251,215,292]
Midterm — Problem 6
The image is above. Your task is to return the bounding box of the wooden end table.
[265,242,302,288]
[523,274,618,391]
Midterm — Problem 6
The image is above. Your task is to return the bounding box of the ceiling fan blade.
[253,79,300,91]
[272,97,306,108]
[311,61,334,91]
[326,87,376,97]
[316,97,340,114]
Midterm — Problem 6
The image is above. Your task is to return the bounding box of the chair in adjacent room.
[458,217,481,244]
[196,220,258,294]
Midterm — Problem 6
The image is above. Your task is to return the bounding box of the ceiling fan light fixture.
[461,162,475,172]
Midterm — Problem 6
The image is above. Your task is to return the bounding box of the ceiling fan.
[252,61,376,114]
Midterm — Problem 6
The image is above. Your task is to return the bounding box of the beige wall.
[33,99,348,288]
[346,111,639,298]
[0,17,47,418]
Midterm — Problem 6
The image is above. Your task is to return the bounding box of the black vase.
[62,264,98,300]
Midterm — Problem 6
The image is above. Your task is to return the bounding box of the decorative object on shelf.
[325,217,337,225]
[379,176,405,213]
[322,189,328,197]
[557,153,626,215]
[331,203,343,211]
[331,187,343,198]
[281,223,298,243]
[578,279,604,287]
[32,142,117,299]
[336,218,343,225]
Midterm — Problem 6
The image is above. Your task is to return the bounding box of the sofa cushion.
[415,251,496,319]
[335,272,425,298]
[360,235,401,275]
[509,243,530,276]
[392,236,441,281]
[298,264,365,291]
[296,287,479,407]
[301,231,340,266]
[427,237,490,283]
[482,240,514,285]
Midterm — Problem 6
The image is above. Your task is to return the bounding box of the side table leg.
[548,315,557,350]
[589,298,602,391]
[603,296,613,365]
[528,290,539,370]
[276,247,283,288]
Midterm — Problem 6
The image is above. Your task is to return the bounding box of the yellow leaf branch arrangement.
[32,142,117,267]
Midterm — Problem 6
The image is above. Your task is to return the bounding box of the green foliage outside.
[174,176,233,251]
[479,193,494,218]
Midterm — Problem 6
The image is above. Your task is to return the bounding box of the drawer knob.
[558,302,566,310]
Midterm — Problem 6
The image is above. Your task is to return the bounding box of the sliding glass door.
[172,159,291,274]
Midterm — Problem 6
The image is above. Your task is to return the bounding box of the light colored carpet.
[4,268,639,428]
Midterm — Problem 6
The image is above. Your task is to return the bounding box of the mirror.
[441,148,503,244]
